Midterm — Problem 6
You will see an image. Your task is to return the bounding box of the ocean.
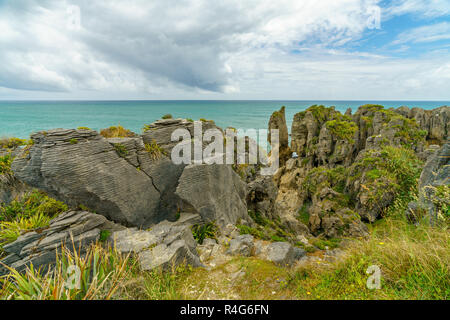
[0,100,448,139]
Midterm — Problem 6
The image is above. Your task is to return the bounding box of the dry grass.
[100,125,135,138]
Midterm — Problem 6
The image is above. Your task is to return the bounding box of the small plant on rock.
[191,222,218,244]
[145,140,166,160]
[100,125,135,138]
[114,143,128,158]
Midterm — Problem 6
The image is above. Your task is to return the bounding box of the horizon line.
[0,99,449,103]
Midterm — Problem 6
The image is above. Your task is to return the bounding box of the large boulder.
[11,129,162,228]
[11,123,251,229]
[226,234,255,256]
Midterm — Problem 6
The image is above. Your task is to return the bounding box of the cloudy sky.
[0,0,449,100]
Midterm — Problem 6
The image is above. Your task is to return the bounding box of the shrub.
[191,222,218,244]
[145,140,166,160]
[0,154,13,175]
[325,120,358,142]
[0,137,27,150]
[69,138,78,144]
[99,230,111,242]
[162,114,173,119]
[100,125,135,138]
[297,204,310,225]
[77,127,92,130]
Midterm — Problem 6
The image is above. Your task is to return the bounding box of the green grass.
[237,211,294,243]
[0,191,68,252]
[291,216,449,300]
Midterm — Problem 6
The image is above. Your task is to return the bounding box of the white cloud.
[392,22,450,44]
[385,0,450,18]
[0,0,449,100]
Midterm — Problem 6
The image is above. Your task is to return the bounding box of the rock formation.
[11,121,250,230]
[271,104,448,237]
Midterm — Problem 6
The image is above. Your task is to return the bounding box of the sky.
[0,0,449,101]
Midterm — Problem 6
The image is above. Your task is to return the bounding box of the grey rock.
[12,129,162,228]
[226,234,255,257]
[0,172,31,206]
[11,123,250,230]
[112,216,202,271]
[266,242,300,266]
[176,164,249,228]
[139,240,203,271]
[408,142,450,222]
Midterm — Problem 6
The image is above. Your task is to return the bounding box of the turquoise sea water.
[0,100,448,139]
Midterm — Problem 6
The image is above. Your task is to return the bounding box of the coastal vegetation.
[0,191,68,254]
[144,140,166,160]
[100,125,135,138]
[0,137,28,150]
[0,155,13,175]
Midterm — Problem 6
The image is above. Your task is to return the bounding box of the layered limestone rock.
[268,106,291,165]
[291,105,357,168]
[0,211,204,274]
[12,129,162,228]
[175,164,248,228]
[11,122,251,230]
